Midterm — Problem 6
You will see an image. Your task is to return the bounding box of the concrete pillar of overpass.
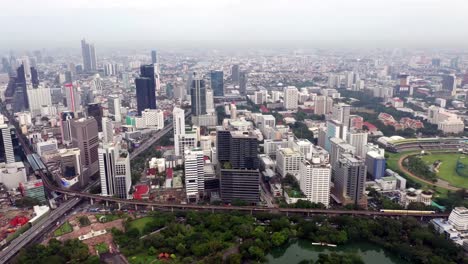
[106,200,109,207]
[90,198,94,205]
[135,204,137,211]
[286,211,289,217]
[64,194,67,201]
[151,206,154,211]
[118,203,121,210]
[212,208,214,214]
[171,207,174,213]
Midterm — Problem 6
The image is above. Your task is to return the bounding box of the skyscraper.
[64,83,81,114]
[60,111,75,146]
[101,117,114,144]
[107,95,122,122]
[333,153,367,206]
[151,50,158,64]
[70,117,99,187]
[99,143,131,199]
[81,39,97,72]
[239,71,248,95]
[190,73,206,116]
[184,148,205,201]
[12,64,28,113]
[0,123,16,164]
[210,70,224,96]
[136,64,156,114]
[231,64,239,83]
[217,127,260,203]
[442,74,457,93]
[86,103,103,132]
[30,67,39,88]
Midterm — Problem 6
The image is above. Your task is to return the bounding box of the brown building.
[71,117,99,187]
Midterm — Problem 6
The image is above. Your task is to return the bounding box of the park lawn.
[129,217,154,233]
[421,153,468,189]
[54,221,73,237]
[95,243,109,254]
[386,151,449,198]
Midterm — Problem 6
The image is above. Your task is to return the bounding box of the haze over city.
[2,0,468,50]
[1,1,468,263]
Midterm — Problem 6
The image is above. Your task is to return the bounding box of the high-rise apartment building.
[151,50,158,64]
[107,95,122,122]
[346,130,368,158]
[276,148,304,179]
[299,159,331,207]
[210,70,224,96]
[283,86,298,110]
[333,153,367,206]
[64,83,81,114]
[101,117,113,143]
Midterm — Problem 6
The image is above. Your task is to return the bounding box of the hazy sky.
[1,0,467,50]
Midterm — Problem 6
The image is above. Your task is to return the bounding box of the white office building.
[27,87,52,116]
[102,117,113,143]
[276,147,304,179]
[142,109,164,129]
[99,143,132,199]
[448,207,468,231]
[184,148,205,201]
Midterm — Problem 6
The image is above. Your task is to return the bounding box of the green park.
[420,153,468,189]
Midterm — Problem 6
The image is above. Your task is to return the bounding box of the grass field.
[54,221,73,237]
[129,217,154,233]
[420,153,468,189]
[386,151,449,198]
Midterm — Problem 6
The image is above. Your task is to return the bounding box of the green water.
[266,240,407,264]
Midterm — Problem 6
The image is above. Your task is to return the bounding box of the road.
[0,198,81,263]
[130,110,191,160]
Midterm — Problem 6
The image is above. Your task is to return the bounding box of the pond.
[266,239,407,264]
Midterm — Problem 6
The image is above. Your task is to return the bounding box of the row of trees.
[109,211,465,264]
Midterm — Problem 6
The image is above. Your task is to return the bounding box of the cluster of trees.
[130,146,163,184]
[340,90,442,137]
[404,156,437,182]
[14,197,40,208]
[108,211,465,264]
[295,109,325,122]
[112,212,293,263]
[15,239,99,264]
[289,122,315,143]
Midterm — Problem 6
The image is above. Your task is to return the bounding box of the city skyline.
[2,0,468,50]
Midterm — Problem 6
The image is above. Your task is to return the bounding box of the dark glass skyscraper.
[151,50,157,64]
[239,71,247,95]
[31,67,39,88]
[210,70,224,96]
[231,64,239,83]
[13,65,28,112]
[190,73,206,116]
[87,103,103,132]
[217,127,260,203]
[135,64,157,115]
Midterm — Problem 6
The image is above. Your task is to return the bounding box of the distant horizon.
[2,0,468,51]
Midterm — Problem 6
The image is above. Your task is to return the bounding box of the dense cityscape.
[0,1,468,264]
